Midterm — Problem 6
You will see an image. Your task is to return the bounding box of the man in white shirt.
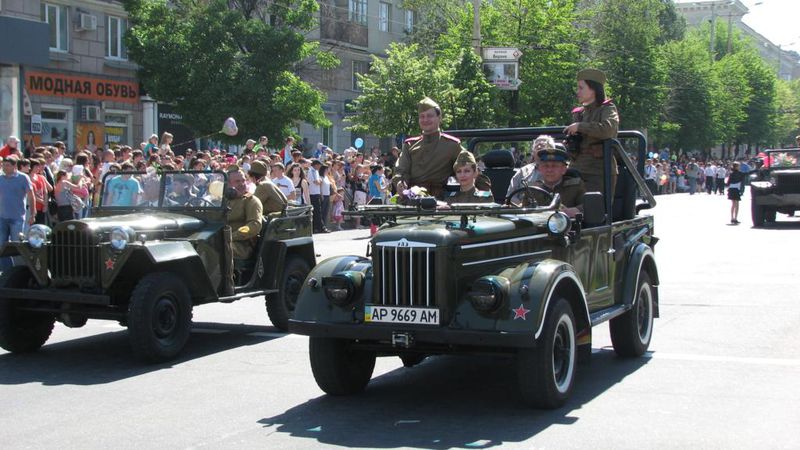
[644,159,658,195]
[715,163,727,195]
[307,159,326,233]
[270,163,295,199]
[704,163,717,194]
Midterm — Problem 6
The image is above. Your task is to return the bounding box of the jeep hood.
[57,213,205,234]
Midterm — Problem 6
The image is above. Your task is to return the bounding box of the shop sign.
[31,114,42,134]
[25,71,139,104]
[105,126,126,144]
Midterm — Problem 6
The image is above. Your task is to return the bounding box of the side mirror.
[582,192,606,226]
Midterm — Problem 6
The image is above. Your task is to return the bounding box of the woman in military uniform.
[445,151,494,205]
[563,69,619,197]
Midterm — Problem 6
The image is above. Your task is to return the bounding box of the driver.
[526,146,585,218]
[165,173,195,205]
[445,151,494,204]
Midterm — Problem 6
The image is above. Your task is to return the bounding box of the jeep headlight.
[110,226,134,251]
[27,225,51,249]
[547,212,571,236]
[322,272,364,306]
[467,277,509,313]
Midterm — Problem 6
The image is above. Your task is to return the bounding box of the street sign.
[482,47,523,61]
[483,62,521,91]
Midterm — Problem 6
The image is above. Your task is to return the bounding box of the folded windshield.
[99,170,227,209]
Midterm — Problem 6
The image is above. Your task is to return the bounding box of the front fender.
[292,255,370,323]
[0,242,49,286]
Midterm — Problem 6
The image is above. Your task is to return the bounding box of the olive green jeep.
[0,170,314,362]
[289,127,659,409]
[750,148,800,227]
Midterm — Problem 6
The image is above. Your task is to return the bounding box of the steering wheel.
[185,197,217,208]
[504,185,555,207]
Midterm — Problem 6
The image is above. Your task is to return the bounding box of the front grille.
[373,240,437,307]
[48,227,100,286]
[775,173,800,194]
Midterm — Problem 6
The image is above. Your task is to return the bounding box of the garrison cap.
[248,160,269,177]
[418,97,441,113]
[538,146,569,163]
[577,68,607,85]
[453,150,477,170]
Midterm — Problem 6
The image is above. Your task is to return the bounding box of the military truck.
[289,127,659,409]
[750,148,800,227]
[0,170,315,362]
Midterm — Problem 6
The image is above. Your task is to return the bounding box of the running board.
[218,289,277,304]
[590,304,630,326]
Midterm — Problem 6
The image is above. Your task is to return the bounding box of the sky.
[676,0,800,53]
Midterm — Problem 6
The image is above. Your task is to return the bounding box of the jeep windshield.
[767,150,800,169]
[98,170,227,209]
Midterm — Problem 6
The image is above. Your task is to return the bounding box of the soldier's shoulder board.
[440,133,461,144]
[571,106,584,114]
[404,135,422,144]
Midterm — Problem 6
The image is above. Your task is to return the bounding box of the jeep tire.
[266,255,310,331]
[517,298,576,409]
[309,337,376,395]
[128,273,193,363]
[751,201,765,227]
[0,267,55,353]
[610,271,654,357]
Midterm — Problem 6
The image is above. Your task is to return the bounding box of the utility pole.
[726,12,733,55]
[709,2,717,63]
[471,0,481,56]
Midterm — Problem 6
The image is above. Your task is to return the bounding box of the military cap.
[538,146,569,163]
[453,150,477,170]
[248,160,269,177]
[577,68,607,85]
[226,164,241,173]
[172,173,195,185]
[418,97,441,113]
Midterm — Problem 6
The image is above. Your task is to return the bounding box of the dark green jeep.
[0,170,314,362]
[289,128,659,408]
[750,148,800,226]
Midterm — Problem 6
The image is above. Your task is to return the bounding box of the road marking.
[598,348,800,367]
[191,328,228,334]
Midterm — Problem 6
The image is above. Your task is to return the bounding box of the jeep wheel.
[127,273,193,363]
[309,337,376,395]
[610,271,654,357]
[517,298,576,409]
[266,255,310,331]
[751,201,765,227]
[0,267,55,353]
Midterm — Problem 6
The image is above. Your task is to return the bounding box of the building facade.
[297,0,414,153]
[0,0,141,154]
[675,0,800,81]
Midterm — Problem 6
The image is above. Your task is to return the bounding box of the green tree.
[449,48,498,130]
[711,54,751,155]
[124,0,333,142]
[733,49,778,152]
[347,43,458,137]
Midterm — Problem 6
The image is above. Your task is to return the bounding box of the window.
[379,2,391,32]
[105,112,131,146]
[348,0,367,25]
[352,60,370,91]
[404,9,415,33]
[41,107,71,146]
[41,3,68,52]
[321,126,333,147]
[107,16,128,60]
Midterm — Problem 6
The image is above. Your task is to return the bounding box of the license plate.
[364,305,439,326]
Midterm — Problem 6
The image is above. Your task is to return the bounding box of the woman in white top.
[159,132,173,156]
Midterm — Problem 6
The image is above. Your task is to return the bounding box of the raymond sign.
[25,71,138,104]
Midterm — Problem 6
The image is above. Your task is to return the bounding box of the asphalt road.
[1,190,799,449]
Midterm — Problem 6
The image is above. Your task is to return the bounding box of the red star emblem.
[512,304,530,320]
[105,258,115,270]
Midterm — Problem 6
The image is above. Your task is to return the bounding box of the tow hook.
[392,332,414,348]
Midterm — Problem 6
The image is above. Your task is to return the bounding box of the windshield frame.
[765,149,800,170]
[97,170,229,211]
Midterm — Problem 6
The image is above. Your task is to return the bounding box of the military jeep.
[0,170,314,362]
[750,148,800,227]
[289,128,659,409]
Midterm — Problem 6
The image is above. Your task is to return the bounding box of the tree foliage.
[123,0,333,142]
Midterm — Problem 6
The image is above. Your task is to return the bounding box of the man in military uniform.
[526,147,585,218]
[393,97,468,198]
[445,151,494,204]
[223,169,263,295]
[563,68,619,197]
[247,160,287,214]
[165,173,195,205]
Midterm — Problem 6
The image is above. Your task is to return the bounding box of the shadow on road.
[259,349,649,448]
[0,322,286,386]
[751,219,800,230]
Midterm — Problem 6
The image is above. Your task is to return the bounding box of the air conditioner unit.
[78,13,97,31]
[82,106,100,122]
